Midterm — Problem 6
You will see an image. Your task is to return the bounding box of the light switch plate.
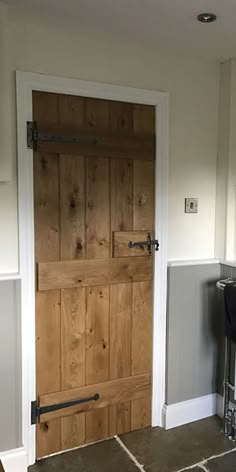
[185,198,198,213]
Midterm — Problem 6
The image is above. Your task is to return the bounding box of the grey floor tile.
[207,450,236,471]
[120,417,234,472]
[28,438,139,472]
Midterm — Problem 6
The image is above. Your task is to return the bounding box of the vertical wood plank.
[131,104,154,431]
[133,104,155,134]
[132,281,153,375]
[33,91,61,457]
[109,101,133,131]
[33,91,59,125]
[86,157,110,259]
[133,160,154,231]
[60,116,87,451]
[61,414,85,450]
[60,156,85,260]
[110,159,133,231]
[109,402,131,436]
[85,98,109,129]
[34,153,60,263]
[85,408,109,444]
[131,397,151,431]
[61,288,86,389]
[58,94,85,128]
[36,291,61,395]
[109,100,134,434]
[85,97,110,441]
[86,286,109,385]
[36,420,61,459]
[133,103,154,231]
[110,284,132,380]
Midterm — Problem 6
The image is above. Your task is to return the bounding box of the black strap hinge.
[27,121,37,149]
[31,393,100,424]
[27,121,98,150]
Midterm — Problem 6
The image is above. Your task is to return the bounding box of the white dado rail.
[0,274,21,281]
[168,258,220,267]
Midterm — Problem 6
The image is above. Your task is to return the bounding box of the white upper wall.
[0,4,220,272]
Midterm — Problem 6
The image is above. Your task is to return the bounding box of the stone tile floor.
[29,416,236,471]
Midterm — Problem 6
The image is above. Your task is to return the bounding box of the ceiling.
[3,0,236,60]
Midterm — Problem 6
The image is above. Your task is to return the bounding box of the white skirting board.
[0,447,27,472]
[163,394,218,429]
[163,393,236,430]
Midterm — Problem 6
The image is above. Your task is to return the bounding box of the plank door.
[33,91,155,459]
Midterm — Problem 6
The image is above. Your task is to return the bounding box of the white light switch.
[185,198,198,213]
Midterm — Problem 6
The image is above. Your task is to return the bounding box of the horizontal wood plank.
[38,372,151,422]
[38,257,152,291]
[34,124,155,161]
[113,231,154,257]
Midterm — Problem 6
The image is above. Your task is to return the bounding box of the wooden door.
[33,91,155,459]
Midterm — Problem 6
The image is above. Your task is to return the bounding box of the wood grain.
[86,286,109,385]
[109,101,133,131]
[86,408,109,443]
[85,97,109,129]
[33,91,62,458]
[61,414,85,450]
[111,159,133,231]
[109,402,131,436]
[133,104,155,134]
[130,102,154,429]
[110,284,132,380]
[132,281,153,375]
[59,96,87,450]
[36,291,61,395]
[60,155,85,260]
[58,94,85,128]
[109,100,134,435]
[131,396,151,431]
[133,160,154,230]
[34,153,60,263]
[86,157,110,259]
[39,373,151,422]
[113,231,153,257]
[38,256,152,291]
[36,420,61,459]
[61,288,86,389]
[84,98,110,440]
[33,91,59,125]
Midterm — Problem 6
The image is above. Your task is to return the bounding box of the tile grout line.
[176,445,236,472]
[115,436,145,471]
[198,464,209,472]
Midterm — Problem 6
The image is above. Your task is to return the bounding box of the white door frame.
[16,70,169,466]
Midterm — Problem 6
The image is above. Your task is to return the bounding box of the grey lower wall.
[166,263,221,405]
[0,280,21,452]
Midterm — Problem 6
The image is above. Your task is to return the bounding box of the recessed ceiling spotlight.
[197,13,217,23]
